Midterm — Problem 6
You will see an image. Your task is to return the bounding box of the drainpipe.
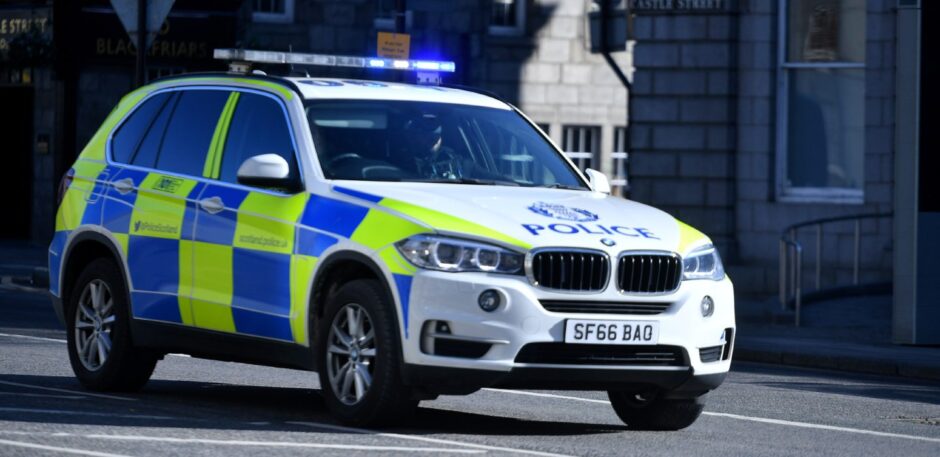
[599,0,631,194]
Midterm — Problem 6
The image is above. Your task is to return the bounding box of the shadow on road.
[0,373,626,437]
[730,362,940,406]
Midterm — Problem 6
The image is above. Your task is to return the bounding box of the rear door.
[102,88,230,325]
[191,90,309,342]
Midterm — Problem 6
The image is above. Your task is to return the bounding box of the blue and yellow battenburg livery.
[48,76,530,346]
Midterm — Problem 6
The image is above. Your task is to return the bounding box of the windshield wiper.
[533,183,587,190]
[415,178,520,186]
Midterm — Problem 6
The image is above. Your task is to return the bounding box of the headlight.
[395,235,524,274]
[682,244,724,281]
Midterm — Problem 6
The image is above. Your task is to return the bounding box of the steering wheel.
[329,153,362,167]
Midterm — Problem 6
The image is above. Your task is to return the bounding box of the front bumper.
[400,270,735,392]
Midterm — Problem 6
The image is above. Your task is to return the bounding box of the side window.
[131,92,178,168]
[219,92,299,187]
[111,93,171,164]
[155,90,230,176]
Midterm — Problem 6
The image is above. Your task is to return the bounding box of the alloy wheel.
[326,303,376,405]
[73,279,115,371]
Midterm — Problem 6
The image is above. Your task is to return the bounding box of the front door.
[191,90,307,342]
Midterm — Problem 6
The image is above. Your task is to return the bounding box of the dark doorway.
[0,87,34,239]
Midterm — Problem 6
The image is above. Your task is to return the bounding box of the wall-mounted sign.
[628,0,732,12]
[376,31,410,59]
[0,8,52,64]
[78,7,236,68]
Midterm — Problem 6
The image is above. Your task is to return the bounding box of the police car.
[49,49,735,429]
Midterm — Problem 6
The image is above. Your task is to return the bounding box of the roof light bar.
[214,49,456,73]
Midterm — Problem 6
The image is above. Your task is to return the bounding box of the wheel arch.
[61,230,130,312]
[308,250,401,342]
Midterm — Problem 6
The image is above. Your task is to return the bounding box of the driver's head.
[402,114,442,158]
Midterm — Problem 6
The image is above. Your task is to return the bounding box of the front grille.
[540,300,671,315]
[530,250,609,292]
[515,343,686,366]
[617,253,682,294]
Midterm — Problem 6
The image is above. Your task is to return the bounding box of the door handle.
[112,178,134,195]
[199,196,225,214]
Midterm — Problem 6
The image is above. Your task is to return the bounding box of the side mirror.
[585,168,611,195]
[237,154,299,192]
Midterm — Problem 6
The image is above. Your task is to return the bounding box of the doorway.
[0,87,34,239]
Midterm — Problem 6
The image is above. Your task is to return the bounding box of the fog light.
[701,295,714,317]
[478,289,501,312]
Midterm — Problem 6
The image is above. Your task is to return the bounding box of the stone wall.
[628,8,739,258]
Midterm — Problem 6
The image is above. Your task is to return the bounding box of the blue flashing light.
[213,49,456,74]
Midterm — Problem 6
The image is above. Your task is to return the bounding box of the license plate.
[564,319,659,345]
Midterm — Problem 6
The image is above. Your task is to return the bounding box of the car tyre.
[608,391,704,430]
[317,279,417,426]
[66,258,157,392]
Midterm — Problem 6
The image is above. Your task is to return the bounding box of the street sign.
[110,0,175,51]
[376,31,410,59]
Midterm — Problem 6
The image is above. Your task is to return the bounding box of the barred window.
[611,126,629,192]
[561,125,600,172]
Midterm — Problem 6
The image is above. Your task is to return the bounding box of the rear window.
[110,93,171,164]
[155,90,230,176]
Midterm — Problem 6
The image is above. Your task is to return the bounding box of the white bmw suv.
[50,54,734,430]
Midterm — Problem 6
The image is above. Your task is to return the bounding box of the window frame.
[488,0,526,36]
[251,0,295,24]
[217,90,304,192]
[105,85,306,197]
[561,124,601,172]
[774,0,867,204]
[611,126,629,191]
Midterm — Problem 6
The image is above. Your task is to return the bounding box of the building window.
[252,0,294,23]
[562,125,600,172]
[535,123,550,136]
[489,0,526,36]
[374,0,411,31]
[776,0,866,203]
[611,127,629,193]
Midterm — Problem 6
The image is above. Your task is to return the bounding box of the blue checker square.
[127,236,180,294]
[232,307,293,341]
[193,184,249,245]
[301,195,370,239]
[231,248,292,316]
[131,292,182,323]
[296,229,338,257]
[393,274,413,338]
[102,198,134,234]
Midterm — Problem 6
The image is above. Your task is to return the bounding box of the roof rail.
[145,71,304,98]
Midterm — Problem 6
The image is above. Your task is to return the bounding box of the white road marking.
[706,412,940,444]
[0,407,173,420]
[0,380,135,402]
[0,391,86,400]
[0,438,132,457]
[0,332,66,343]
[484,388,609,404]
[483,388,940,444]
[0,431,482,454]
[291,421,575,457]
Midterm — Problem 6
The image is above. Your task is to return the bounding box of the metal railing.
[779,212,892,326]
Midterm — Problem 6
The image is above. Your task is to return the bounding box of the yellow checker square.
[177,240,195,325]
[234,192,308,255]
[289,254,318,345]
[350,208,427,250]
[191,242,235,332]
[130,174,198,240]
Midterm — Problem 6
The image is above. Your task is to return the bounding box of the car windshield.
[306,99,587,189]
